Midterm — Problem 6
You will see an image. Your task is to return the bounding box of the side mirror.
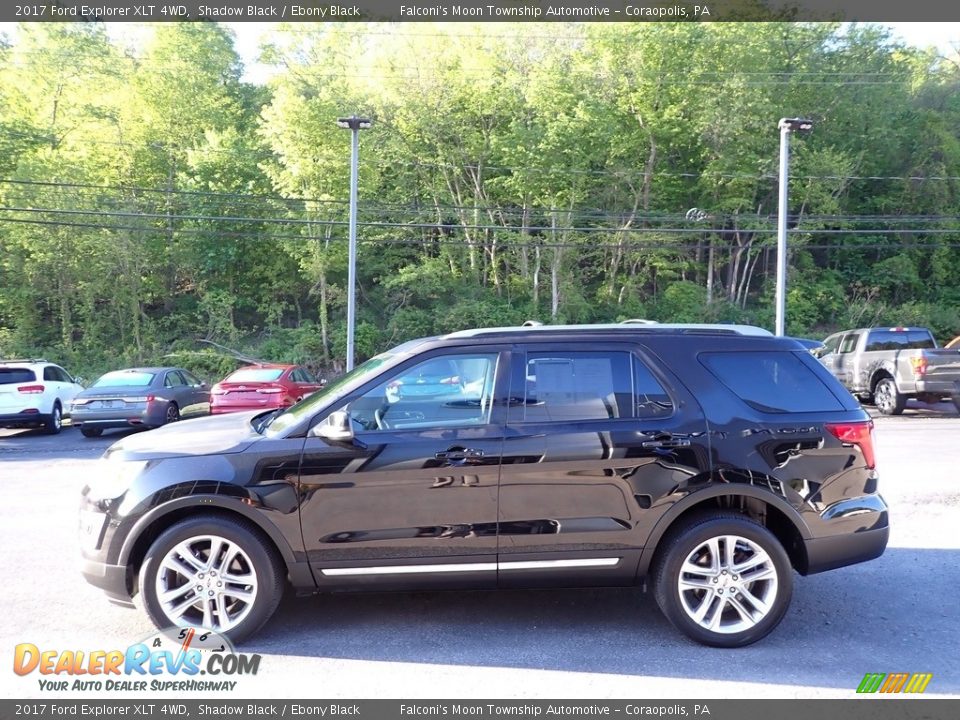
[311,410,354,443]
[199,381,208,389]
[74,376,85,386]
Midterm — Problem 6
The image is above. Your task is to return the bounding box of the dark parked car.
[209,364,323,415]
[71,367,209,437]
[79,323,887,647]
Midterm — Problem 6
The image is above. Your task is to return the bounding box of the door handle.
[435,448,484,461]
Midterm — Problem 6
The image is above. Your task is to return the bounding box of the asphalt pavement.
[1,414,957,700]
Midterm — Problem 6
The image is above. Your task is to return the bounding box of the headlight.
[86,459,149,500]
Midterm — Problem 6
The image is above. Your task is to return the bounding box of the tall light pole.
[337,115,371,371]
[775,117,813,336]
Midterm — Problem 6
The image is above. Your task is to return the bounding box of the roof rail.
[445,323,772,339]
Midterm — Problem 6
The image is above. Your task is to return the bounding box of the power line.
[3,208,960,238]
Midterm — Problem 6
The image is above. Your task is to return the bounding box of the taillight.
[210,384,225,396]
[257,387,283,394]
[17,384,44,394]
[825,420,876,469]
[909,356,928,377]
[128,395,156,403]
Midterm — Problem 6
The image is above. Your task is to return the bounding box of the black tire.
[44,402,63,435]
[952,395,960,414]
[874,377,906,416]
[165,402,180,425]
[652,512,793,648]
[139,516,284,643]
[80,427,103,438]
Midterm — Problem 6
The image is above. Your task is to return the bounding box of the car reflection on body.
[385,358,485,403]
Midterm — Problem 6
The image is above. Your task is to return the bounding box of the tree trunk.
[532,244,541,310]
[550,211,561,321]
[706,237,715,305]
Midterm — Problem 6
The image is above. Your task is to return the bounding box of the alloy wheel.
[676,534,779,634]
[154,535,259,632]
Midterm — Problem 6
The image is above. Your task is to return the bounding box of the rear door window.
[165,371,187,388]
[838,333,860,354]
[700,351,846,413]
[509,350,672,422]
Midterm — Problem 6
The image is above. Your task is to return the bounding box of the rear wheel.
[652,513,793,648]
[80,427,103,438]
[138,516,284,643]
[874,378,906,416]
[44,402,62,435]
[165,403,180,424]
[952,395,960,414]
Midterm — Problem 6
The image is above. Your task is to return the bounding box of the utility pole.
[775,118,813,336]
[336,116,371,371]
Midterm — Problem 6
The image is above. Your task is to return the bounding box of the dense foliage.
[2,22,959,380]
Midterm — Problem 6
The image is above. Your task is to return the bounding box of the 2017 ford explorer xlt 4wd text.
[79,324,889,648]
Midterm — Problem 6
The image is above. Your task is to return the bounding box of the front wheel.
[874,378,906,416]
[652,513,793,648]
[138,516,284,643]
[80,427,103,438]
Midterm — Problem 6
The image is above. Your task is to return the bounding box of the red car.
[209,364,323,415]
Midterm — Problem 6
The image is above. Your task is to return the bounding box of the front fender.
[117,493,301,569]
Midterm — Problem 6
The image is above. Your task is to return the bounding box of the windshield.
[259,340,422,437]
[93,371,155,387]
[227,368,285,382]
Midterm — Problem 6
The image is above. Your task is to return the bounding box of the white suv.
[0,360,84,434]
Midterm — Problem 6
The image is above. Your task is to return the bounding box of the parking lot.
[1,409,958,699]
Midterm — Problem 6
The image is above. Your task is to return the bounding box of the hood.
[104,410,265,460]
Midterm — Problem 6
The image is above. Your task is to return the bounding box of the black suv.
[80,324,888,647]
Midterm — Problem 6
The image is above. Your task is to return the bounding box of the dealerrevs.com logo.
[13,628,261,692]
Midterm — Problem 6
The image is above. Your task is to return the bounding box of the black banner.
[4,0,960,23]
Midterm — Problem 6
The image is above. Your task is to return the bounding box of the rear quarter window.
[700,351,847,413]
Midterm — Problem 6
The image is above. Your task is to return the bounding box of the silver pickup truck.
[817,326,960,415]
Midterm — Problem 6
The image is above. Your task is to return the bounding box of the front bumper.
[80,556,134,606]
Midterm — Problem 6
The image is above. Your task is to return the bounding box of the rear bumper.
[804,495,889,574]
[211,401,288,414]
[72,406,165,429]
[913,379,960,396]
[0,411,51,428]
